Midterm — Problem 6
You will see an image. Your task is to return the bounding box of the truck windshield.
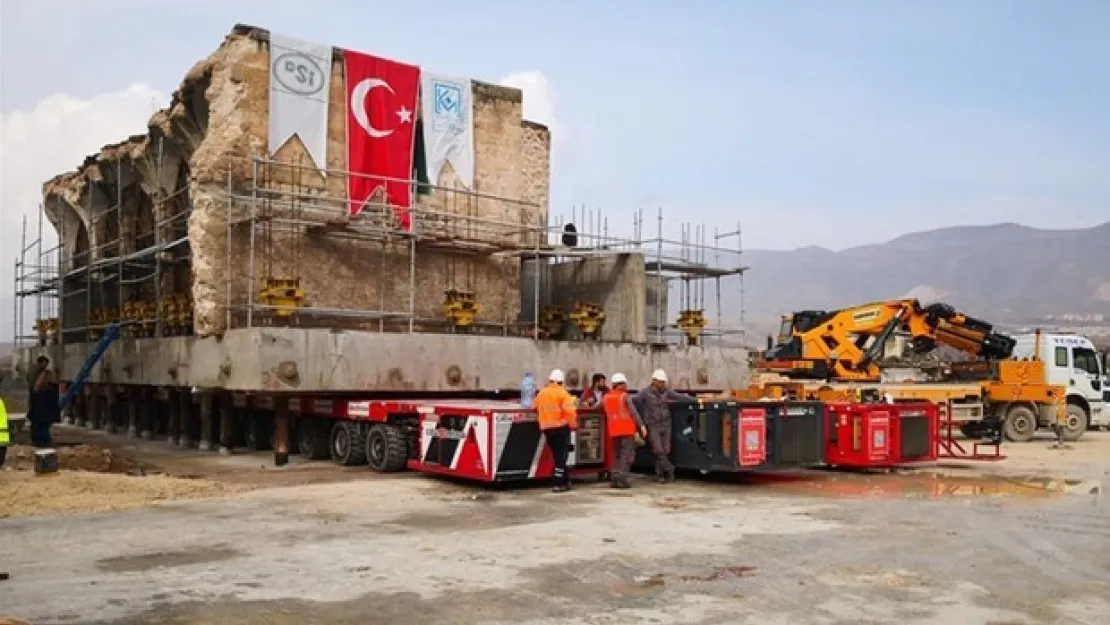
[1073,347,1101,376]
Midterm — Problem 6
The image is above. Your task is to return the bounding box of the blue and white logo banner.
[420,72,474,188]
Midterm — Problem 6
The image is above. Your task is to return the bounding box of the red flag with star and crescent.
[343,49,420,229]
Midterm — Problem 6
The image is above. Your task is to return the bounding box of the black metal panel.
[900,415,931,460]
[762,402,824,468]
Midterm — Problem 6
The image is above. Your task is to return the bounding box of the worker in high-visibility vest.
[535,369,578,493]
[0,393,11,469]
[602,373,646,489]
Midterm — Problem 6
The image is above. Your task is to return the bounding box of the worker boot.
[610,475,630,489]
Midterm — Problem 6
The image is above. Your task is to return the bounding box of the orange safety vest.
[535,382,578,431]
[602,389,637,437]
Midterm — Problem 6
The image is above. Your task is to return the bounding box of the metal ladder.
[58,322,122,410]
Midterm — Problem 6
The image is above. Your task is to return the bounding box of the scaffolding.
[14,154,748,350]
[12,140,193,349]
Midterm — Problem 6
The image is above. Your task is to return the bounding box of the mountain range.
[736,222,1110,340]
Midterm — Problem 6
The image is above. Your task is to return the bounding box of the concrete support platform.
[15,328,749,392]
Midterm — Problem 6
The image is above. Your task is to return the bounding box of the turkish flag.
[343,49,420,229]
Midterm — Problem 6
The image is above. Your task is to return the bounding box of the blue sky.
[2,0,1109,255]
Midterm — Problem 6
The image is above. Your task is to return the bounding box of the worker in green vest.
[0,393,10,468]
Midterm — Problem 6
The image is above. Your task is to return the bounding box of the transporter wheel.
[1061,404,1088,442]
[297,419,331,460]
[366,423,409,472]
[330,421,368,466]
[1003,405,1037,443]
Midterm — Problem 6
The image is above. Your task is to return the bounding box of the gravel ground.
[1,429,1108,625]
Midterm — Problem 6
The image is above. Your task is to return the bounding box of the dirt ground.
[1,425,1108,625]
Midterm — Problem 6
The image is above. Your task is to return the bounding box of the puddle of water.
[733,471,1094,500]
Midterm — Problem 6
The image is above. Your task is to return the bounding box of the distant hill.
[738,222,1110,338]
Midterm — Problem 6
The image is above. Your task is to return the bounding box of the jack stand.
[1049,423,1072,450]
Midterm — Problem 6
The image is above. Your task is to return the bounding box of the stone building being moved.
[14,24,749,400]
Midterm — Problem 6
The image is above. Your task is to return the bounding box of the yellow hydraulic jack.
[259,278,306,321]
[443,289,481,330]
[536,306,568,339]
[677,309,708,346]
[569,301,606,340]
[35,318,59,345]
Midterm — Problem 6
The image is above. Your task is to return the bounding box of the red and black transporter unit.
[283,394,941,484]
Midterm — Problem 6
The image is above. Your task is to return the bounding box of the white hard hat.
[651,369,668,383]
[549,369,565,383]
[611,372,628,385]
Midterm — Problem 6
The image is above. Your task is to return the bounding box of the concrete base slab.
[127,428,139,439]
[218,446,232,456]
[198,441,212,452]
[17,328,750,393]
[140,430,153,441]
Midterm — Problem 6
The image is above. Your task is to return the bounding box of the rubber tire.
[1061,404,1089,442]
[297,419,331,460]
[330,421,368,466]
[366,423,409,472]
[1003,405,1037,442]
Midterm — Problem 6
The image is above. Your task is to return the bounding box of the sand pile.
[0,471,239,519]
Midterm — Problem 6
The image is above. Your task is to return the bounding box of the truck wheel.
[297,419,331,460]
[330,421,368,466]
[1062,404,1088,442]
[366,424,408,472]
[1003,405,1037,442]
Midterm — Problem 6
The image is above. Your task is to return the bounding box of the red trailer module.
[347,398,611,483]
[824,402,938,468]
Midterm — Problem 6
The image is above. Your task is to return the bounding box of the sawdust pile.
[4,444,146,474]
[0,615,32,625]
[0,471,238,519]
[1,443,240,519]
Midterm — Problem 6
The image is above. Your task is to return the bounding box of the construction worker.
[0,392,9,469]
[632,369,694,483]
[535,368,578,493]
[602,373,646,489]
[580,373,608,408]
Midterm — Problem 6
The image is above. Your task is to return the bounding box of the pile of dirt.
[4,444,148,474]
[0,471,240,519]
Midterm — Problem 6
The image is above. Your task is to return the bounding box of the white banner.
[268,33,332,172]
[421,72,474,188]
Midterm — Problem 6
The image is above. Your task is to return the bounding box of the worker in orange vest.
[602,373,646,489]
[535,368,578,492]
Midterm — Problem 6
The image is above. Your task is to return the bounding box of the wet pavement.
[1,431,1108,624]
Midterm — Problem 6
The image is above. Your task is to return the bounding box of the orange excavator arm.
[760,299,1015,382]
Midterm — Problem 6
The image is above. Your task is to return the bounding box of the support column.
[274,396,290,466]
[139,387,154,440]
[105,383,117,434]
[127,387,140,438]
[88,386,102,430]
[72,389,87,427]
[218,392,235,456]
[178,390,194,449]
[198,391,214,452]
[167,388,181,447]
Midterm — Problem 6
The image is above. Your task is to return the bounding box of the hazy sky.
[1,0,1109,338]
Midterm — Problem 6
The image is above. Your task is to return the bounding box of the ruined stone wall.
[41,24,552,339]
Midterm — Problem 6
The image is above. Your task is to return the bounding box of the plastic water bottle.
[520,373,537,408]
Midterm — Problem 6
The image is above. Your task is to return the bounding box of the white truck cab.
[1011,333,1107,431]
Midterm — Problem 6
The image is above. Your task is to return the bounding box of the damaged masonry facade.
[14,24,749,394]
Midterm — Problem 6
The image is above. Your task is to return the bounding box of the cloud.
[0,83,169,340]
[498,70,565,144]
